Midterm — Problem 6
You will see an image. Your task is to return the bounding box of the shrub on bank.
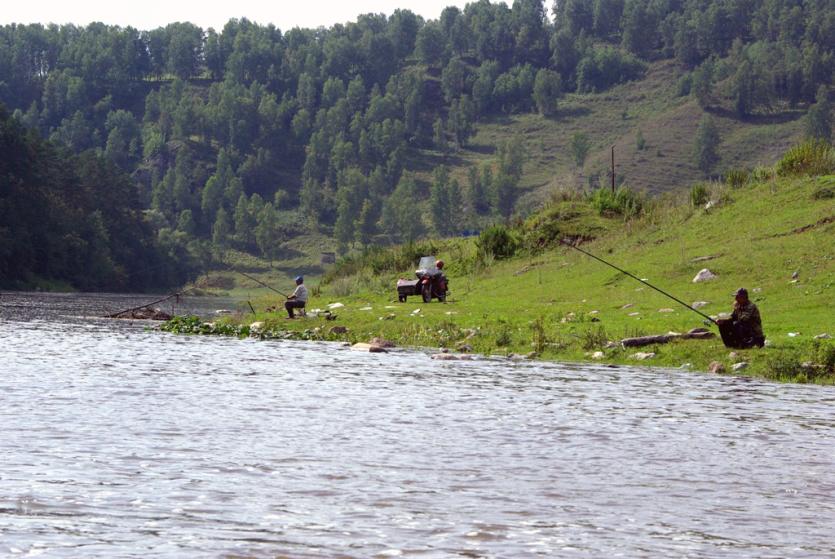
[776,140,835,177]
[587,186,643,217]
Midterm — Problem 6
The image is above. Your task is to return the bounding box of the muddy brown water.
[1,292,834,558]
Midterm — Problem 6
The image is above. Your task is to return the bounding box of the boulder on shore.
[692,269,717,283]
[351,342,388,353]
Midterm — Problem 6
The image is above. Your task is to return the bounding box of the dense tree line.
[0,105,201,289]
[0,0,832,272]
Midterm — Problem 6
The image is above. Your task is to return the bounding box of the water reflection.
[1,292,834,558]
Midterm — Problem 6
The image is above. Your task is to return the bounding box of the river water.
[1,292,834,558]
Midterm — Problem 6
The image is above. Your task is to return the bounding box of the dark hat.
[295,276,304,283]
[735,287,748,297]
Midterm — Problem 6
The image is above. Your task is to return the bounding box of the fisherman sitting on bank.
[285,276,308,319]
[723,287,765,348]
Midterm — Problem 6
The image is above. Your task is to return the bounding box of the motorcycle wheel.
[421,284,432,303]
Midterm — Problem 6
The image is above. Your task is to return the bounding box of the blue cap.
[295,276,304,283]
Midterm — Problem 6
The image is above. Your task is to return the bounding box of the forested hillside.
[1,0,832,289]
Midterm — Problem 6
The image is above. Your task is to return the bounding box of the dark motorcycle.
[396,256,449,303]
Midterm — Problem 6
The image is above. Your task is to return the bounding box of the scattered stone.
[351,343,388,353]
[732,362,749,372]
[215,309,232,315]
[463,328,479,340]
[628,312,641,317]
[589,310,600,315]
[431,353,472,361]
[658,308,675,313]
[604,341,619,349]
[680,363,692,369]
[456,343,474,353]
[514,266,530,275]
[327,302,345,309]
[378,313,396,321]
[525,352,539,360]
[791,270,799,279]
[359,306,373,311]
[630,352,656,360]
[411,308,421,315]
[369,337,396,348]
[814,333,831,340]
[591,351,605,360]
[249,321,264,332]
[692,269,717,283]
[788,332,800,337]
[704,200,718,210]
[752,287,762,293]
[384,306,397,309]
[790,279,799,284]
[445,311,458,315]
[692,301,710,309]
[708,361,726,374]
[621,303,634,309]
[728,351,738,360]
[329,326,349,335]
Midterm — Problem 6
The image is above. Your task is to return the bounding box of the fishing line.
[559,239,717,325]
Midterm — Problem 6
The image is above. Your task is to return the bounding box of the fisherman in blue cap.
[284,275,308,319]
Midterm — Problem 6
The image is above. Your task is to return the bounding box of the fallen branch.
[621,329,715,348]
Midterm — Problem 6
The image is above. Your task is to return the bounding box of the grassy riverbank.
[166,145,835,384]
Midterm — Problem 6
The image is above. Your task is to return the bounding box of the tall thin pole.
[611,145,615,194]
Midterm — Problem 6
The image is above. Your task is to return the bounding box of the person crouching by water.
[285,276,308,319]
[722,287,765,348]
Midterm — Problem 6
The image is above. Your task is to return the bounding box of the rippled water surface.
[1,292,834,558]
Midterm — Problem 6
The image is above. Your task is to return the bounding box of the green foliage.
[690,183,710,207]
[636,128,646,151]
[533,68,562,116]
[476,225,519,260]
[776,140,835,177]
[570,132,591,168]
[587,187,643,217]
[805,86,832,143]
[694,114,721,176]
[576,47,646,93]
[725,169,750,189]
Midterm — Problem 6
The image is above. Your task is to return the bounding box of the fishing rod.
[559,238,717,325]
[225,266,290,298]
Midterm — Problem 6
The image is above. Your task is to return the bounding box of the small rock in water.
[732,362,749,372]
[456,343,474,353]
[369,337,396,348]
[630,352,655,360]
[432,353,471,361]
[351,343,388,353]
[814,333,831,340]
[692,269,717,283]
[691,301,710,309]
[708,361,726,374]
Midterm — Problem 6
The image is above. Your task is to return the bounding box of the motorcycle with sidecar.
[396,256,449,303]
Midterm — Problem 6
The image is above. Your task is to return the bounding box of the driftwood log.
[621,328,715,348]
[109,307,173,321]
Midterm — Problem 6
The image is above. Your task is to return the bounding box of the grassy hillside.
[187,59,814,295]
[179,147,835,384]
[416,60,807,213]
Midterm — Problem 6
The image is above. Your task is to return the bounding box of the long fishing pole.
[559,239,717,325]
[226,266,290,298]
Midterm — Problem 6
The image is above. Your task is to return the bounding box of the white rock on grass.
[658,308,675,313]
[692,301,710,309]
[250,321,264,332]
[328,302,345,309]
[591,351,605,360]
[788,332,800,337]
[628,312,641,317]
[814,333,831,339]
[732,362,749,371]
[692,269,717,283]
[630,352,656,360]
[359,307,373,311]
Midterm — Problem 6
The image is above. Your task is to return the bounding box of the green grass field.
[176,164,834,384]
